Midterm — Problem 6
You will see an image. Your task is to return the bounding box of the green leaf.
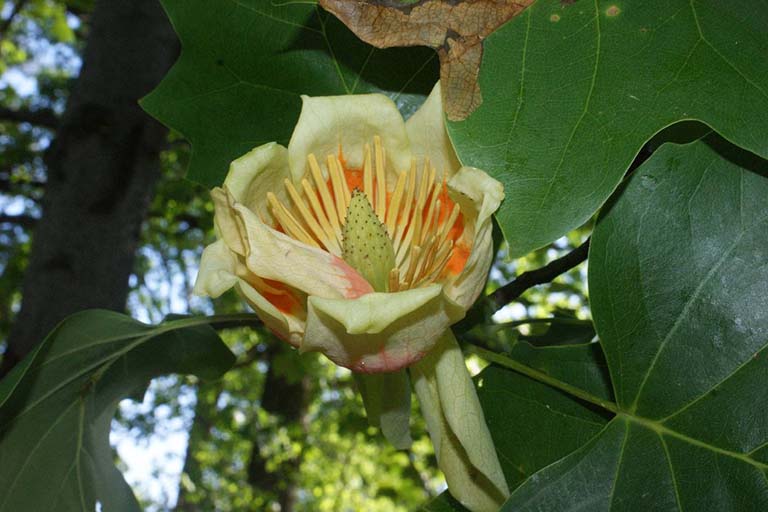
[501,137,768,509]
[141,1,437,187]
[519,318,596,348]
[479,350,611,489]
[448,0,768,257]
[422,492,467,512]
[0,310,235,512]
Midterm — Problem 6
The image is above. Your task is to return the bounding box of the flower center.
[341,189,395,293]
[266,136,466,291]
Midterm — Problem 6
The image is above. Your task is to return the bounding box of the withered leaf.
[319,0,534,120]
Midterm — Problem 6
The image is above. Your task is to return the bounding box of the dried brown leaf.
[319,0,534,120]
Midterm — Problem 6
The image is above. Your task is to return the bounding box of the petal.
[355,371,412,450]
[222,142,292,223]
[444,166,504,310]
[192,240,306,346]
[406,82,461,180]
[288,93,411,180]
[411,331,510,512]
[302,285,464,372]
[193,240,238,298]
[233,203,373,299]
[211,187,247,256]
[236,280,305,347]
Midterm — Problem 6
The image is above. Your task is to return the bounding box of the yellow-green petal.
[223,142,291,222]
[288,93,411,182]
[236,279,304,347]
[355,371,412,450]
[303,285,464,372]
[444,166,505,310]
[233,203,373,300]
[412,330,510,512]
[405,82,461,180]
[193,240,238,298]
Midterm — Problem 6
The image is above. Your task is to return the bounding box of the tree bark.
[246,346,309,512]
[0,0,178,376]
[174,381,223,512]
[174,345,309,512]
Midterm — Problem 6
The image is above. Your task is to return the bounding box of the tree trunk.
[0,0,178,376]
[247,346,309,512]
[174,345,309,512]
[174,381,223,512]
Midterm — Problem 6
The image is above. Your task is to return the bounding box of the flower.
[194,84,503,374]
[194,84,509,512]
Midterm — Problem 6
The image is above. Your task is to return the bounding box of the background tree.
[0,0,178,375]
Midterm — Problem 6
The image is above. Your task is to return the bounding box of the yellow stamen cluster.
[268,136,461,291]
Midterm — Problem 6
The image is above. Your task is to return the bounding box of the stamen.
[363,144,374,201]
[301,178,342,250]
[421,192,440,247]
[385,171,407,236]
[266,137,465,292]
[388,268,400,292]
[308,154,342,238]
[267,192,319,248]
[284,179,338,254]
[409,243,429,284]
[374,135,386,223]
[396,158,435,268]
[420,234,439,274]
[415,240,454,287]
[437,203,461,243]
[327,155,348,223]
[392,161,417,254]
[336,155,352,206]
[403,245,422,287]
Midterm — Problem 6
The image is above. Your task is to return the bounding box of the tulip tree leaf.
[424,339,612,511]
[448,0,768,257]
[500,136,768,509]
[0,310,235,512]
[318,0,535,121]
[141,0,438,187]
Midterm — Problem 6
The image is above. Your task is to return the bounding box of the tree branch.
[0,106,59,129]
[0,0,29,38]
[0,213,38,228]
[489,238,590,309]
[0,176,47,193]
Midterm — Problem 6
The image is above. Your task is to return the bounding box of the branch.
[0,106,59,129]
[0,213,37,228]
[489,238,590,309]
[0,0,29,38]
[0,176,46,193]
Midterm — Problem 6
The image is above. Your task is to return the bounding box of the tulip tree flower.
[194,84,508,512]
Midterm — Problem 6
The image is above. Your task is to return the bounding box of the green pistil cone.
[342,190,395,293]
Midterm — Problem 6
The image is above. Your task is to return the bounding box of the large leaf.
[0,310,235,512]
[501,137,768,509]
[141,0,438,187]
[448,0,768,257]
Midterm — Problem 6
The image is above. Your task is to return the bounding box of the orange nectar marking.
[260,278,301,314]
[266,138,466,291]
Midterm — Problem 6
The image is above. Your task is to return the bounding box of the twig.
[0,0,29,39]
[0,106,59,129]
[0,213,37,228]
[489,238,590,309]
